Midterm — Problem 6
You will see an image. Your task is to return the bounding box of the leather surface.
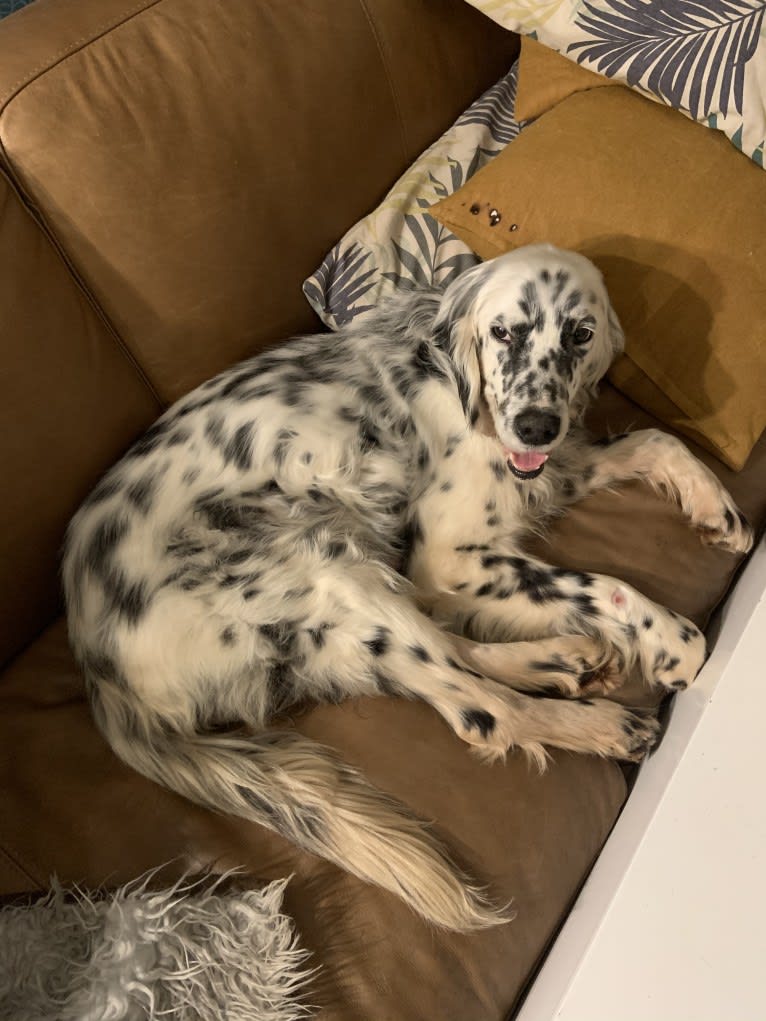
[556,384,766,632]
[0,617,626,1021]
[0,0,517,403]
[0,2,763,1017]
[0,0,514,653]
[1,381,764,1018]
[0,172,159,667]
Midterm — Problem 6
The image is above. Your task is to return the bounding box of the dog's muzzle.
[504,408,561,480]
[513,408,561,448]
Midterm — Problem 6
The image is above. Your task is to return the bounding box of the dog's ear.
[606,300,625,360]
[433,262,487,426]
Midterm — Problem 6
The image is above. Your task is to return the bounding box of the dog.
[63,244,752,932]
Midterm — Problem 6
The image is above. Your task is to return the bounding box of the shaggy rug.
[0,871,315,1020]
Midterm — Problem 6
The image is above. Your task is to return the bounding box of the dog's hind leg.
[304,572,659,766]
[360,629,657,766]
[412,545,706,693]
[448,633,624,697]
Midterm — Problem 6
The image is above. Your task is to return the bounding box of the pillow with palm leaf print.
[302,61,524,330]
[461,0,766,169]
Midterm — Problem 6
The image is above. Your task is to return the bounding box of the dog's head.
[435,245,624,480]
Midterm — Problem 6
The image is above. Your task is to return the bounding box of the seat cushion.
[2,383,764,1018]
[536,383,766,709]
[0,0,517,405]
[0,174,159,668]
[557,384,766,633]
[0,619,625,1021]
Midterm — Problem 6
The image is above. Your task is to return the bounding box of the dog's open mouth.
[504,449,549,481]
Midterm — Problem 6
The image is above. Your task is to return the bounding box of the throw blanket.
[0,871,315,1021]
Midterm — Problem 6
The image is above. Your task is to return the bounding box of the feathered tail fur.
[92,683,510,932]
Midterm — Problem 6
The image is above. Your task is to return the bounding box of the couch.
[1,1,764,1018]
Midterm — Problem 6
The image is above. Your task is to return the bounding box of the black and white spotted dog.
[64,245,752,931]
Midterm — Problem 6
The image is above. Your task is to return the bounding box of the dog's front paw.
[524,636,625,698]
[613,705,662,762]
[564,700,661,763]
[640,608,706,692]
[696,498,754,555]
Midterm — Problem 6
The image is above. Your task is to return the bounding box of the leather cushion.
[0,0,517,404]
[0,618,625,1021]
[2,383,764,1019]
[0,0,515,658]
[0,174,159,667]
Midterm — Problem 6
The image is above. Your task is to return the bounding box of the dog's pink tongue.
[506,450,549,471]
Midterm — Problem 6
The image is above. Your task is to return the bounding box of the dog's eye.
[573,325,594,345]
[490,325,510,342]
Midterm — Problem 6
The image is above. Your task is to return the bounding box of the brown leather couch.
[1,2,764,1018]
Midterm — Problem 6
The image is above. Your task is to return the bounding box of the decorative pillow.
[462,0,766,168]
[303,61,524,329]
[514,35,616,121]
[431,86,766,471]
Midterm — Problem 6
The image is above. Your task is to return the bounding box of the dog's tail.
[92,684,509,932]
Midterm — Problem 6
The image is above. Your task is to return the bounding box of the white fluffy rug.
[0,871,315,1020]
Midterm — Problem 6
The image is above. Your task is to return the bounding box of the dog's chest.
[415,425,591,548]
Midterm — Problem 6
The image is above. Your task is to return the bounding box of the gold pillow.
[514,36,614,122]
[431,87,766,470]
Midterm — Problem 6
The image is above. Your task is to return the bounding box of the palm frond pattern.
[569,0,766,119]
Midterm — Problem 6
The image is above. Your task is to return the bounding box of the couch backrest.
[0,0,516,666]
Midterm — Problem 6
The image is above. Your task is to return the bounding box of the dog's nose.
[513,408,561,447]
